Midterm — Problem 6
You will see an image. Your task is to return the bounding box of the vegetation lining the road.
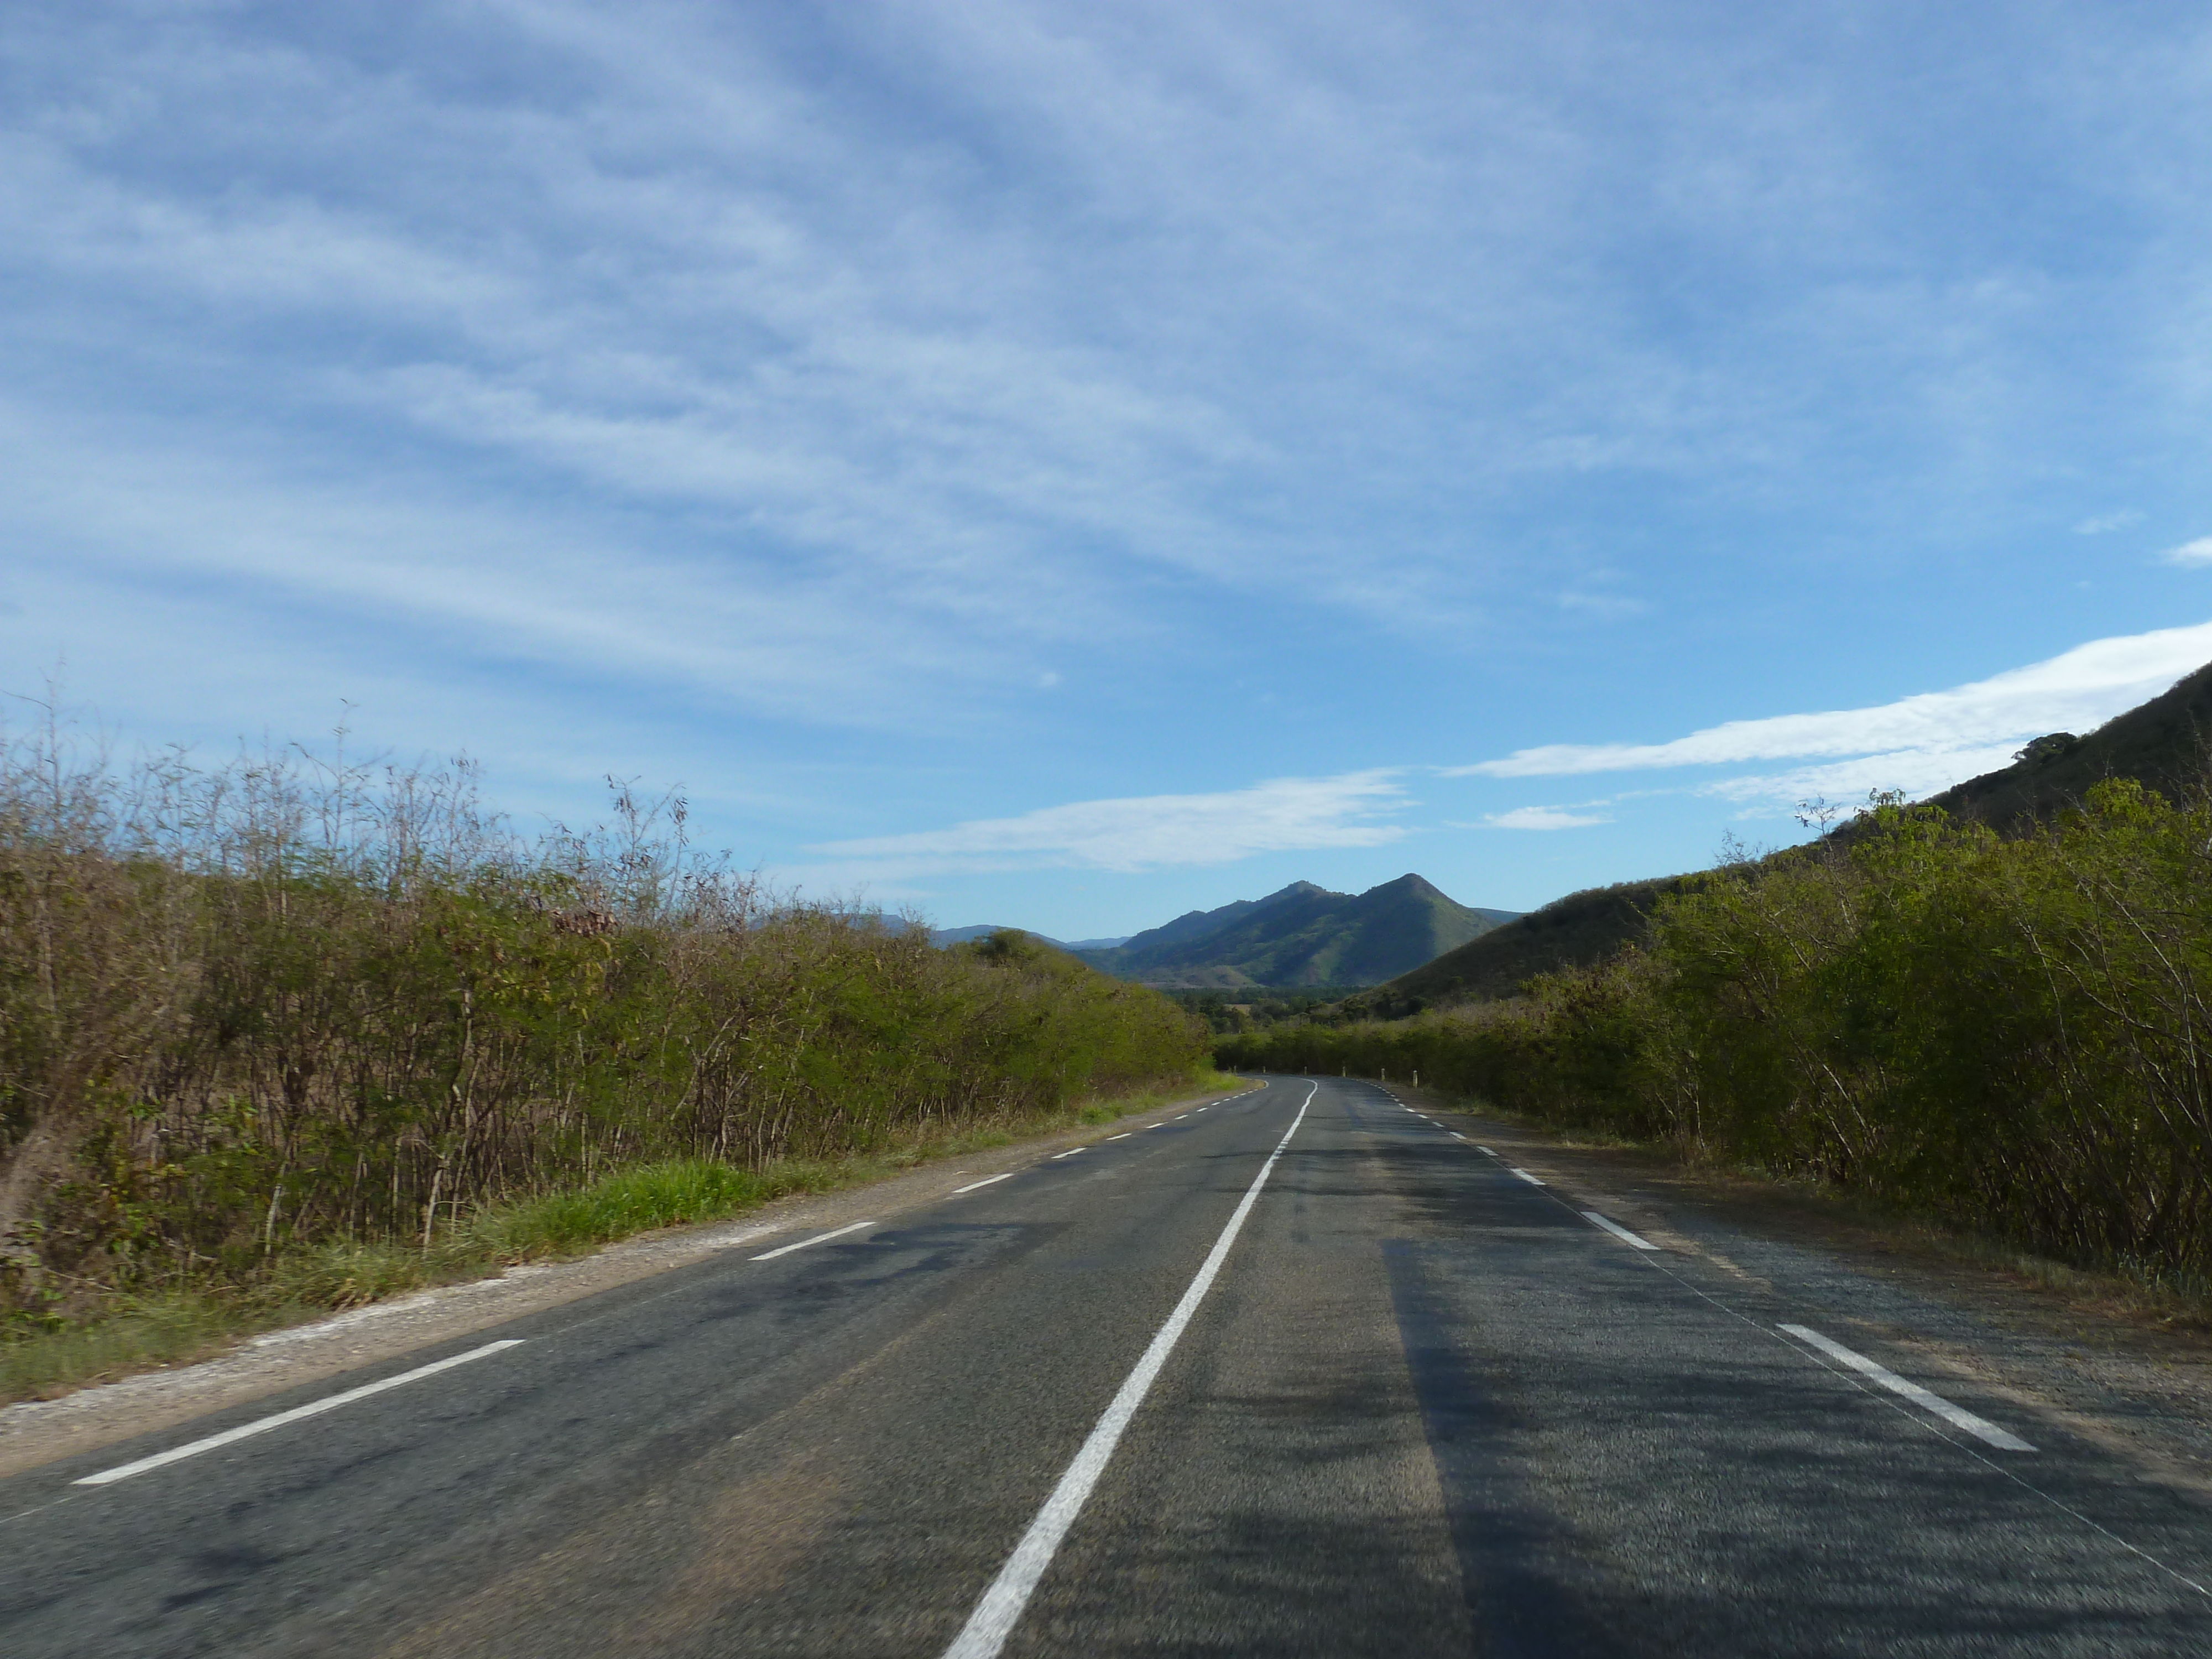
[1,1077,1237,1402]
[1221,781,2212,1288]
[0,717,1214,1399]
[1165,987,1375,1032]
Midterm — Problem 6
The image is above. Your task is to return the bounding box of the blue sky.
[7,2,2212,938]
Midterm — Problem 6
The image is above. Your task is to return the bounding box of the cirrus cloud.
[1451,620,2212,780]
[1482,806,1611,830]
[807,769,1410,875]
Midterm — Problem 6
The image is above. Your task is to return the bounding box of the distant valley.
[935,874,1519,989]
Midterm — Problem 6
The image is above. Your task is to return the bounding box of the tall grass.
[1221,779,2212,1280]
[0,708,1207,1351]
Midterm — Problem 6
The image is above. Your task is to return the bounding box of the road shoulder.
[1389,1081,2212,1502]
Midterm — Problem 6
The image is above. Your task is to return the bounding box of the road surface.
[3,1075,2209,1656]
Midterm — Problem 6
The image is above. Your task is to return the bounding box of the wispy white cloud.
[0,399,988,731]
[808,770,1410,874]
[1700,744,2025,808]
[2163,537,2212,567]
[1557,589,1647,622]
[2075,509,2143,534]
[1481,806,1611,830]
[1452,621,2212,779]
[14,0,2193,715]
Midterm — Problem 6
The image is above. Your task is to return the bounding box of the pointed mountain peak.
[1365,873,1442,898]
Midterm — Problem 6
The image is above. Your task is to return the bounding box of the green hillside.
[1079,874,1516,988]
[1369,659,2212,1011]
[1359,872,1701,1012]
[1918,659,2212,829]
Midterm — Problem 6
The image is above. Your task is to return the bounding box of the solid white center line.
[1780,1324,2034,1452]
[1583,1211,1660,1250]
[74,1340,525,1487]
[941,1083,1316,1659]
[953,1173,1015,1194]
[750,1219,875,1260]
[1510,1168,1545,1186]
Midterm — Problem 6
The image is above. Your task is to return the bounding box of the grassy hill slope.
[1364,873,1700,1011]
[1919,659,2212,829]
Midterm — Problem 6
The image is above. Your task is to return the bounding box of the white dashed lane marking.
[1583,1211,1659,1251]
[753,1220,875,1260]
[1781,1324,2034,1452]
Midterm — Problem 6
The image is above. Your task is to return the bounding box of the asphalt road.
[4,1076,2211,1656]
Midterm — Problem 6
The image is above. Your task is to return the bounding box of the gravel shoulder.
[1399,1083,2212,1501]
[0,1086,1240,1480]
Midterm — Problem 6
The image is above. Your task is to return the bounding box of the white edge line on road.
[1449,1133,1467,1141]
[1106,1133,1131,1140]
[953,1173,1015,1194]
[940,1082,1317,1659]
[1582,1211,1660,1251]
[1477,1145,1495,1155]
[750,1219,875,1260]
[1511,1168,1545,1186]
[1048,1149,1086,1160]
[74,1340,525,1487]
[1172,1114,1188,1120]
[1780,1323,2034,1452]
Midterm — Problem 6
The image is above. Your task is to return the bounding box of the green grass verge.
[3,1071,1247,1404]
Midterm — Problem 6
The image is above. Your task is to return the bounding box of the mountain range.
[1071,874,1517,988]
[934,874,1516,989]
[1370,658,2212,1012]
